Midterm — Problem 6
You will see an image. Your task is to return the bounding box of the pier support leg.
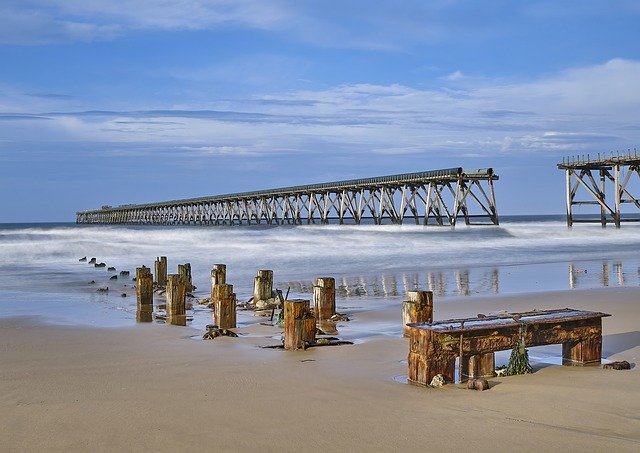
[210,264,226,301]
[402,290,434,337]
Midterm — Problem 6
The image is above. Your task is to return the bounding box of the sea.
[1,215,639,328]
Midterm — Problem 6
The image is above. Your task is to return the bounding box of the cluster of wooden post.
[136,266,153,322]
[282,277,336,350]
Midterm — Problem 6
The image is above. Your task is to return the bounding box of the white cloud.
[1,59,639,157]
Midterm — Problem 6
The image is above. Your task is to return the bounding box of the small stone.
[79,256,87,262]
[603,360,631,370]
[120,293,127,297]
[429,374,446,388]
[107,267,116,271]
[110,275,118,280]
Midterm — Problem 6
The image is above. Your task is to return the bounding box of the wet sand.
[1,287,639,452]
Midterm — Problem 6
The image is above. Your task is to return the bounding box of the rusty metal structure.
[558,150,640,227]
[76,167,499,226]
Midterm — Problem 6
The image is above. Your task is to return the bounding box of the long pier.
[558,151,640,227]
[76,167,499,226]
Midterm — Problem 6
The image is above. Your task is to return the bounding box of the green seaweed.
[504,324,533,376]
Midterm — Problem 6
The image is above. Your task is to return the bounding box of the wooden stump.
[154,256,167,287]
[213,283,236,329]
[178,263,193,292]
[402,290,433,337]
[210,264,226,301]
[166,274,187,326]
[313,277,336,320]
[284,299,310,350]
[136,267,153,308]
[253,269,273,303]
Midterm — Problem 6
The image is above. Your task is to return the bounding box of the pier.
[76,167,499,226]
[559,151,640,227]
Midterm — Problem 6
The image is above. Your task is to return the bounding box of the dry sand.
[1,287,639,452]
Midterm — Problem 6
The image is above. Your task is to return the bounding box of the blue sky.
[1,0,639,222]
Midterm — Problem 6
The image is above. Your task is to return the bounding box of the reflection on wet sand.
[280,268,500,299]
[569,260,631,289]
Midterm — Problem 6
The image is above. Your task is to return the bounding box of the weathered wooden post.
[166,274,187,326]
[136,266,153,322]
[284,299,311,350]
[178,263,193,292]
[402,290,433,337]
[154,256,167,287]
[210,264,226,301]
[304,315,316,344]
[253,269,274,309]
[213,283,236,329]
[313,277,336,320]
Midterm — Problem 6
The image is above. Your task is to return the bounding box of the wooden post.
[166,274,187,326]
[178,263,193,292]
[313,277,336,320]
[402,290,433,337]
[154,256,167,286]
[213,283,236,329]
[253,269,273,303]
[284,299,310,350]
[136,267,153,307]
[304,316,316,344]
[462,353,496,379]
[210,264,226,301]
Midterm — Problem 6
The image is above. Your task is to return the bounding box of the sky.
[1,0,639,222]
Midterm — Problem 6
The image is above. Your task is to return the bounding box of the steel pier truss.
[558,152,640,227]
[76,167,499,226]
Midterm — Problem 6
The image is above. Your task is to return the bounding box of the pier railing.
[76,167,499,226]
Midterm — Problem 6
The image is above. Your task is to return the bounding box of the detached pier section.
[559,151,640,227]
[76,168,499,226]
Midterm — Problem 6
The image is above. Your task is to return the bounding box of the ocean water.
[1,216,639,327]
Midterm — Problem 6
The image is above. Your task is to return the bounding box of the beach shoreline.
[1,286,638,451]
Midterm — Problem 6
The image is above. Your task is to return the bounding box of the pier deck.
[76,167,499,226]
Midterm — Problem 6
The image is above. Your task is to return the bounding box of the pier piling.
[313,277,336,321]
[284,299,311,350]
[213,283,236,329]
[166,274,187,326]
[154,256,167,286]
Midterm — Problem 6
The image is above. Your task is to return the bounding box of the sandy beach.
[1,286,638,452]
